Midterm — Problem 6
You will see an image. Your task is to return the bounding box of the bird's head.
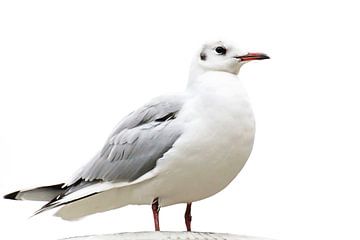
[195,41,269,75]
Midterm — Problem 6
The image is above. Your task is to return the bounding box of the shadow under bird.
[4,41,269,231]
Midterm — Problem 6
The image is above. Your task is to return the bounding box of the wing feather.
[67,95,185,186]
[35,95,185,214]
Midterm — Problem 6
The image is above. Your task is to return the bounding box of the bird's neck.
[187,59,243,89]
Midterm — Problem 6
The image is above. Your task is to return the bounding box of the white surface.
[0,1,360,240]
[62,232,270,240]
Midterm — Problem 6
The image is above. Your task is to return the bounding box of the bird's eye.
[215,46,227,55]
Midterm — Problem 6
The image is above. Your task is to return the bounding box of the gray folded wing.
[32,95,185,215]
[67,95,185,187]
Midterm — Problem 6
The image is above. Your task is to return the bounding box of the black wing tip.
[4,191,20,200]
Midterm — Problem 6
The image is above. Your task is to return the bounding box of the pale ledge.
[61,231,272,240]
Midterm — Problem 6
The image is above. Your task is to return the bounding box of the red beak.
[235,52,270,61]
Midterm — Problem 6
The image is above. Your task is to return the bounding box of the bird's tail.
[3,183,65,202]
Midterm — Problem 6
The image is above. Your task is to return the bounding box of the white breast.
[150,71,256,206]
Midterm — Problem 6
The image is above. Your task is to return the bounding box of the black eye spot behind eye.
[215,46,227,55]
[200,52,207,61]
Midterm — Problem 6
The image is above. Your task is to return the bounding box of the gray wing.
[67,95,185,186]
[33,95,185,215]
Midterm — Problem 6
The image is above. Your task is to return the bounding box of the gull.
[4,41,269,231]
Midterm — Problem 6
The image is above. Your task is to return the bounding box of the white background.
[0,1,359,240]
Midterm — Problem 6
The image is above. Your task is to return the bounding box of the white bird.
[4,41,269,231]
